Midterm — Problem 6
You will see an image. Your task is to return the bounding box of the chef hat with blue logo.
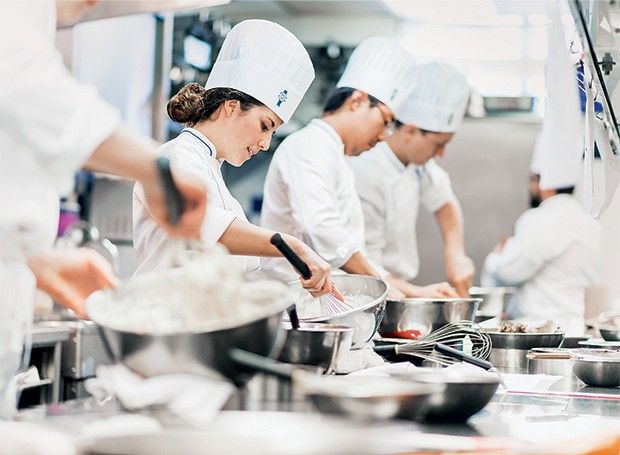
[205,20,315,123]
[396,62,470,133]
[337,37,416,113]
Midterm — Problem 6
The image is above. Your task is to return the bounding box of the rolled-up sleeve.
[0,2,120,194]
[420,160,455,213]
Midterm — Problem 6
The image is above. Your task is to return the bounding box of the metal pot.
[288,275,389,348]
[87,289,291,387]
[379,298,480,340]
[278,323,354,374]
[526,349,573,377]
[391,368,499,422]
[469,287,516,319]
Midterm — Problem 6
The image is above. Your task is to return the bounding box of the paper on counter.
[497,373,563,393]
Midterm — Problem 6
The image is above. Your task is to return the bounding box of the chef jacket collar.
[379,141,407,172]
[311,119,345,153]
[181,127,218,159]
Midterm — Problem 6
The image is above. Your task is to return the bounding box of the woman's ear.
[222,99,239,118]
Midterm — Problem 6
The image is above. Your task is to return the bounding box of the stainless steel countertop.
[31,325,70,347]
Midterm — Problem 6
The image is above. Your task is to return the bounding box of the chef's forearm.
[218,218,305,258]
[84,127,160,187]
[340,252,381,277]
[435,199,466,257]
[385,274,424,297]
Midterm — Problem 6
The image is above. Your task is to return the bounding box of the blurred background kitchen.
[55,0,619,320]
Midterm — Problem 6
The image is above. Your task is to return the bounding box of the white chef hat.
[396,62,470,132]
[336,37,416,113]
[530,135,544,175]
[537,133,581,189]
[205,20,315,123]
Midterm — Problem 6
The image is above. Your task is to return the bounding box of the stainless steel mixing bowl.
[571,350,620,387]
[392,368,500,422]
[87,290,291,386]
[599,327,620,342]
[485,330,565,350]
[379,298,480,340]
[278,323,355,373]
[288,275,389,348]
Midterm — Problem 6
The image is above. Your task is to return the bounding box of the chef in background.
[481,141,603,334]
[260,37,416,299]
[133,20,341,299]
[0,0,207,419]
[348,61,472,297]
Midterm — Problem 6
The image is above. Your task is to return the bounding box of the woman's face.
[219,101,283,167]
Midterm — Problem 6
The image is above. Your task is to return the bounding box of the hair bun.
[167,83,205,124]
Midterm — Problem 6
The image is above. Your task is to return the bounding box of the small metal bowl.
[485,329,565,350]
[379,298,480,340]
[469,287,516,318]
[599,327,620,342]
[571,351,620,388]
[391,368,500,422]
[278,323,354,373]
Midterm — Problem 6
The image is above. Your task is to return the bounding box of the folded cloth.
[85,365,234,428]
[333,342,385,374]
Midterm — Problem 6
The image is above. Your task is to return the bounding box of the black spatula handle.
[435,343,494,370]
[156,156,185,226]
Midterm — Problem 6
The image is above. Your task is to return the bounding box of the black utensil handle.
[287,305,300,330]
[434,343,494,370]
[229,348,296,381]
[156,156,185,226]
[270,233,312,279]
[373,344,399,355]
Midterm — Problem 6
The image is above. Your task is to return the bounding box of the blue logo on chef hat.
[390,88,398,100]
[276,90,288,107]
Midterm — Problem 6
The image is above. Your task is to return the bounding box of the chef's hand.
[27,248,118,319]
[288,237,343,300]
[419,282,459,298]
[445,253,475,297]
[141,166,207,239]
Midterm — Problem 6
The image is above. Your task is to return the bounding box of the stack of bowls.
[486,329,565,373]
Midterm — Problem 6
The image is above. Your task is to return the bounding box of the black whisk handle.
[270,233,312,280]
[434,343,494,370]
[373,344,399,355]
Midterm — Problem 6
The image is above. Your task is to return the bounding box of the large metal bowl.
[469,287,516,319]
[485,330,565,350]
[392,368,499,422]
[278,323,355,373]
[87,290,291,386]
[288,275,389,348]
[379,298,480,340]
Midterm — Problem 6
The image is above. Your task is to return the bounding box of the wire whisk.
[319,293,356,316]
[374,321,492,366]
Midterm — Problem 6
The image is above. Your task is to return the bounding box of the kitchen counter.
[15,372,620,454]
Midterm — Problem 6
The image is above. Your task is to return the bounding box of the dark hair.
[322,86,381,114]
[556,186,575,195]
[167,83,264,126]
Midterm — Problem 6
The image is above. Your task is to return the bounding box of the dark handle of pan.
[434,343,495,371]
[270,233,312,280]
[229,348,296,381]
[287,305,300,330]
[156,156,185,226]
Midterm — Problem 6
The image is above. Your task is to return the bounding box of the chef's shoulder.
[347,146,390,187]
[272,125,340,167]
[158,137,205,176]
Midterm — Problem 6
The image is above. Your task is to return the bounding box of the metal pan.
[230,349,443,421]
[599,327,620,342]
[484,329,565,350]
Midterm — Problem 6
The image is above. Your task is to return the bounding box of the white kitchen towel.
[333,343,385,374]
[85,365,234,428]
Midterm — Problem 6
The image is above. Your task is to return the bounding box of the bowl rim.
[281,322,356,333]
[386,297,483,304]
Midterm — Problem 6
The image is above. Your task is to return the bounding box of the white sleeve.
[165,149,236,246]
[283,148,360,268]
[482,214,547,286]
[420,160,455,213]
[0,2,120,194]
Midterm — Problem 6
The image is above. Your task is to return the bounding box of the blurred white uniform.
[0,1,119,418]
[348,144,454,282]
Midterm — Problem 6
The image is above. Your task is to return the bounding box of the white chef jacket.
[133,128,259,275]
[260,119,379,282]
[482,194,603,334]
[0,0,120,418]
[348,142,455,282]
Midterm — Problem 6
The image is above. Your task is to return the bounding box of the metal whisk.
[270,234,351,316]
[374,321,492,366]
